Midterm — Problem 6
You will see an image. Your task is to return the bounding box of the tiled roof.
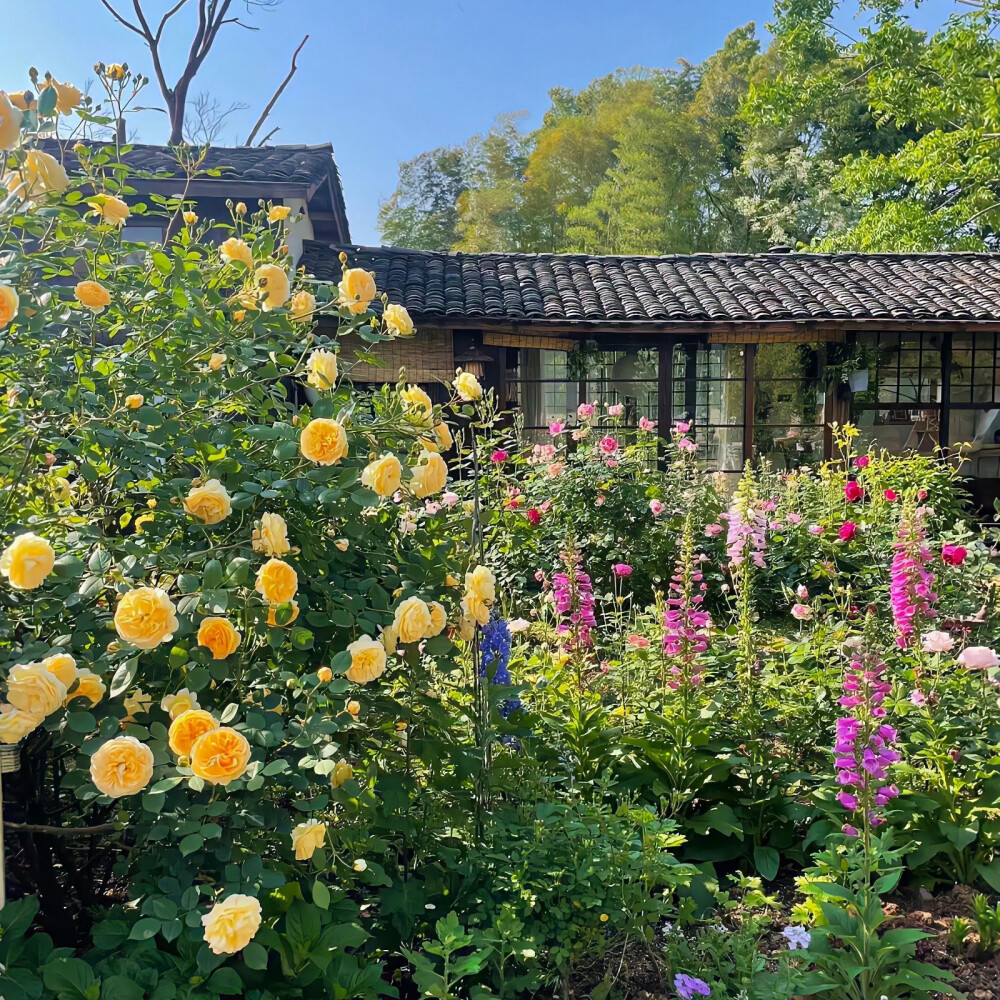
[299,243,1000,326]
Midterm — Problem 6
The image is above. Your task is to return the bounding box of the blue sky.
[3,0,958,244]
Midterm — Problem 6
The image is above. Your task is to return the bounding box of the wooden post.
[657,339,673,468]
[940,332,952,455]
[743,343,757,466]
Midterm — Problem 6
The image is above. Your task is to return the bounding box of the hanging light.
[454,346,493,380]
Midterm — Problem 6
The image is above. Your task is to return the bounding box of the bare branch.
[257,125,281,146]
[155,0,191,41]
[5,821,119,837]
[98,0,144,35]
[245,33,308,146]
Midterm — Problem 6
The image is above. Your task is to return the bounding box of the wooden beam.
[482,331,578,351]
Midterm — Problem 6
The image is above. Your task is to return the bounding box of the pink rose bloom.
[677,437,696,452]
[546,462,565,477]
[786,512,802,525]
[613,563,633,577]
[941,544,968,567]
[571,428,589,442]
[921,630,954,654]
[525,508,541,525]
[918,489,928,500]
[508,618,530,633]
[607,403,624,416]
[442,491,460,507]
[595,494,606,506]
[791,603,813,621]
[424,501,441,515]
[808,524,824,536]
[838,522,857,541]
[638,417,656,432]
[675,421,690,434]
[957,646,1000,670]
[844,481,865,502]
[548,421,566,436]
[853,455,870,468]
[491,449,509,463]
[649,499,665,516]
[884,489,898,501]
[627,634,650,649]
[534,569,545,582]
[606,459,618,468]
[599,435,618,454]
[705,523,723,537]
[909,689,927,707]
[577,402,595,419]
[796,584,809,600]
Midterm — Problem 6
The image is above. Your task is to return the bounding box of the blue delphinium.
[479,615,522,719]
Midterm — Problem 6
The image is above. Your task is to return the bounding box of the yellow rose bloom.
[1,532,55,590]
[122,688,152,721]
[300,417,348,465]
[0,92,22,151]
[266,599,299,627]
[190,726,251,785]
[114,586,179,650]
[0,283,19,329]
[345,635,387,684]
[409,450,448,499]
[106,64,126,81]
[220,237,253,269]
[255,558,298,605]
[394,596,432,644]
[337,267,376,314]
[233,309,246,323]
[458,615,476,641]
[455,371,483,402]
[255,264,290,311]
[7,661,67,717]
[74,280,111,314]
[252,512,290,557]
[380,623,399,655]
[201,894,262,955]
[67,668,106,706]
[41,79,83,115]
[43,653,77,689]
[383,303,414,337]
[462,592,490,627]
[400,384,433,419]
[88,195,130,227]
[427,602,447,637]
[3,149,70,200]
[316,666,333,683]
[197,617,241,660]
[334,538,349,552]
[183,479,232,525]
[161,688,200,720]
[306,348,338,390]
[235,202,247,216]
[183,211,198,226]
[125,393,143,409]
[361,453,402,498]
[346,699,361,717]
[208,352,226,371]
[8,91,34,112]
[446,573,460,588]
[268,204,292,222]
[433,422,453,451]
[168,708,219,756]
[330,759,353,787]
[291,820,327,861]
[0,703,41,744]
[465,565,496,603]
[90,735,154,798]
[289,290,316,321]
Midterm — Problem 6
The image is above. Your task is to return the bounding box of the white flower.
[921,630,954,654]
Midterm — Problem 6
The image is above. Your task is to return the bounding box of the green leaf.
[37,86,58,117]
[242,941,269,970]
[312,881,331,910]
[128,917,161,941]
[151,251,172,275]
[285,899,321,951]
[753,845,780,881]
[42,958,95,1000]
[206,967,243,994]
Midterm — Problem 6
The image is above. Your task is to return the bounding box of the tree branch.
[5,820,118,837]
[99,0,145,35]
[245,33,308,146]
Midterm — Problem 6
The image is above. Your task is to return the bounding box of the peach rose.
[122,688,152,721]
[252,512,290,557]
[67,668,106,706]
[361,453,402,498]
[114,587,178,650]
[7,661,66,718]
[306,348,338,390]
[7,92,33,112]
[43,653,77,689]
[426,602,447,637]
[433,422,453,451]
[0,92,23,150]
[41,79,83,115]
[161,688,200,719]
[255,264,289,311]
[300,417,348,465]
[255,558,298,605]
[346,635,387,684]
[383,303,414,337]
[3,150,70,200]
[455,371,483,402]
[197,617,241,660]
[168,708,219,756]
[190,726,251,785]
[105,64,126,81]
[87,195,130,227]
[337,267,376,314]
[1,532,55,589]
[394,596,432,644]
[184,479,232,525]
[220,237,253,269]
[201,894,262,955]
[0,283,18,329]
[74,280,111,314]
[289,290,316,321]
[409,450,447,498]
[183,211,198,226]
[90,735,154,798]
[267,599,299,627]
[0,703,41,744]
[291,820,327,861]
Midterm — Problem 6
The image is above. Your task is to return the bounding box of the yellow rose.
[197,617,241,660]
[183,479,232,525]
[183,211,198,226]
[446,573,460,588]
[3,149,70,200]
[233,309,246,323]
[88,195,130,227]
[300,417,348,465]
[337,267,376,314]
[383,303,414,337]
[220,237,253,269]
[67,668,105,706]
[465,565,496,603]
[208,352,226,371]
[122,688,152,721]
[361,453,402,498]
[0,703,41,744]
[400,384,433,419]
[90,735,154,798]
[125,393,143,409]
[235,202,247,216]
[255,264,289,311]
[41,79,83,115]
[106,64,126,81]
[114,587,179,650]
[7,661,66,717]
[380,623,399,655]
[252,512,290,557]
[190,726,251,785]
[346,635,387,684]
[291,820,327,861]
[201,894,262,955]
[255,558,298,605]
[409,450,448,499]
[461,592,490,627]
[74,280,111,314]
[458,615,476,641]
[289,290,316,321]
[161,688,200,719]
[330,759,354,787]
[316,666,333,683]
[267,599,299,627]
[346,699,361,717]
[168,708,219,756]
[427,602,447,637]
[1,532,55,590]
[269,204,292,222]
[394,596,432,644]
[43,653,77,689]
[7,91,33,112]
[0,92,22,151]
[306,348,338,390]
[433,422,453,451]
[334,538,349,552]
[455,371,483,402]
[0,283,19,329]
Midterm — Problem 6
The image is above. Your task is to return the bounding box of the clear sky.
[2,0,958,245]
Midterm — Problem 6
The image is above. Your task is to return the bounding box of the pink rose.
[808,524,824,536]
[627,634,650,649]
[638,417,656,432]
[525,508,541,525]
[677,437,696,452]
[941,544,967,567]
[921,630,954,654]
[957,646,999,670]
[649,499,665,516]
[675,421,690,434]
[577,402,595,419]
[796,584,809,600]
[786,513,802,525]
[705,523,723,537]
[838,522,857,541]
[595,494,606,506]
[491,449,509,463]
[853,455,870,468]
[599,435,618,455]
[918,490,928,500]
[548,421,566,436]
[607,403,624,416]
[844,481,865,502]
[909,689,927,707]
[571,428,589,442]
[883,489,898,501]
[442,491,460,507]
[791,603,813,621]
[613,563,633,577]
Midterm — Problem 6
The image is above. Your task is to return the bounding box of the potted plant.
[831,344,879,393]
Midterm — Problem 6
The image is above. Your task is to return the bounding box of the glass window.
[508,349,579,439]
[584,350,659,425]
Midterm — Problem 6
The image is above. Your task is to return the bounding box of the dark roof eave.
[131,177,312,199]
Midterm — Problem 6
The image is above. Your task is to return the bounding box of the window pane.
[672,344,744,471]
